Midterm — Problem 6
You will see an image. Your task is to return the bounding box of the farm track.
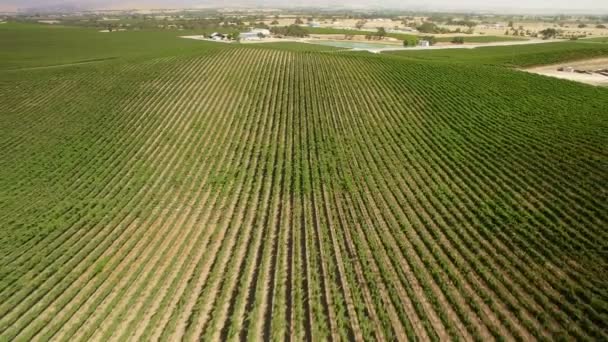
[1,45,607,341]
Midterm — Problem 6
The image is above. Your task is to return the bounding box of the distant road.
[181,34,573,54]
[374,38,562,53]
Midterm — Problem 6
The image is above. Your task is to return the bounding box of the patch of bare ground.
[108,79,236,338]
[23,216,144,339]
[119,191,212,341]
[96,200,201,340]
[524,57,608,86]
[73,206,184,340]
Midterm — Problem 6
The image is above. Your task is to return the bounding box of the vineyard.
[304,27,526,44]
[1,24,607,340]
[386,40,608,67]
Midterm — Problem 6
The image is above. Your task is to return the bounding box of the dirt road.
[523,57,608,86]
[375,38,561,53]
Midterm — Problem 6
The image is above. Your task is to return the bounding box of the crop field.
[305,26,527,44]
[582,36,608,43]
[385,41,608,67]
[306,26,416,40]
[433,35,527,43]
[1,24,607,340]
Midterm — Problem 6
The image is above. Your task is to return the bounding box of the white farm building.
[418,40,431,47]
[240,28,271,41]
[209,32,227,41]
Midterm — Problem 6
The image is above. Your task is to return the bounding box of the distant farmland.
[384,40,608,67]
[0,24,607,340]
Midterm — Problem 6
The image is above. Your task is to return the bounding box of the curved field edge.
[383,41,608,67]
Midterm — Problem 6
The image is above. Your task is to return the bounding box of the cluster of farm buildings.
[208,27,432,47]
[208,28,271,41]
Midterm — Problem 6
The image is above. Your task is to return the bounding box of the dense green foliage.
[309,25,392,41]
[305,26,418,41]
[1,23,607,340]
[292,26,525,44]
[539,28,559,39]
[270,24,309,37]
[434,35,528,43]
[0,23,223,70]
[583,36,608,43]
[250,42,347,52]
[451,36,465,44]
[446,19,477,27]
[10,13,256,32]
[417,22,446,33]
[403,36,419,46]
[305,26,373,35]
[386,41,608,67]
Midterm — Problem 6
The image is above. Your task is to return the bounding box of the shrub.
[451,37,465,44]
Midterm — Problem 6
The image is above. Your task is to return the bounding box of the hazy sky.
[2,0,608,13]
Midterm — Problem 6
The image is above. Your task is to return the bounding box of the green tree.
[270,25,309,37]
[402,36,419,47]
[377,27,386,38]
[451,36,465,44]
[421,35,437,45]
[417,22,440,33]
[228,32,241,41]
[539,28,558,39]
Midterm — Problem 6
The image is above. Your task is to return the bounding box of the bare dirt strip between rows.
[0,57,205,338]
[36,58,217,341]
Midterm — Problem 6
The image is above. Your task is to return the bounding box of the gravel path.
[374,38,562,53]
